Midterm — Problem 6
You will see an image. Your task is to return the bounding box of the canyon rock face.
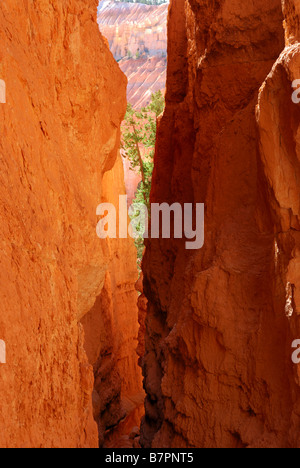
[257,0,300,411]
[98,1,167,108]
[0,0,142,448]
[142,0,300,448]
[81,157,144,447]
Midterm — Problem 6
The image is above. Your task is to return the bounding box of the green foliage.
[121,90,165,270]
[147,89,165,118]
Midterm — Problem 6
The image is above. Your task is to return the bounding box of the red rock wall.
[142,0,300,448]
[257,0,300,442]
[0,0,142,448]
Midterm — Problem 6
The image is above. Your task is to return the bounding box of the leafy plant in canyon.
[121,90,165,269]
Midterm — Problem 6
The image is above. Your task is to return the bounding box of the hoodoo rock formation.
[97,1,168,108]
[141,0,300,449]
[0,0,142,448]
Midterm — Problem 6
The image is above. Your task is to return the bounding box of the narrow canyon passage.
[0,0,299,450]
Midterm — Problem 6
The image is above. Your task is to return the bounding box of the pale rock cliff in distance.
[98,1,168,109]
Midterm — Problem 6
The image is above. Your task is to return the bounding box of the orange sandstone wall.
[81,156,144,447]
[0,0,141,448]
[142,0,300,448]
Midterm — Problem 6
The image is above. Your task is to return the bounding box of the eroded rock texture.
[81,158,144,447]
[142,0,300,448]
[257,0,300,440]
[0,0,142,448]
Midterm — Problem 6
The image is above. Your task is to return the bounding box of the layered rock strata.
[97,1,168,108]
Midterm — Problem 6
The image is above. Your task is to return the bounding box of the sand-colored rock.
[142,0,300,448]
[0,0,142,448]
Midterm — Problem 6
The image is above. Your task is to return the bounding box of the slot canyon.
[0,0,299,450]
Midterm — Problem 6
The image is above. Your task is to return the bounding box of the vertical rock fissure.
[77,2,146,449]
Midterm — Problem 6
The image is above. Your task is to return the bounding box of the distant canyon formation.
[97,1,167,108]
[98,1,168,209]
